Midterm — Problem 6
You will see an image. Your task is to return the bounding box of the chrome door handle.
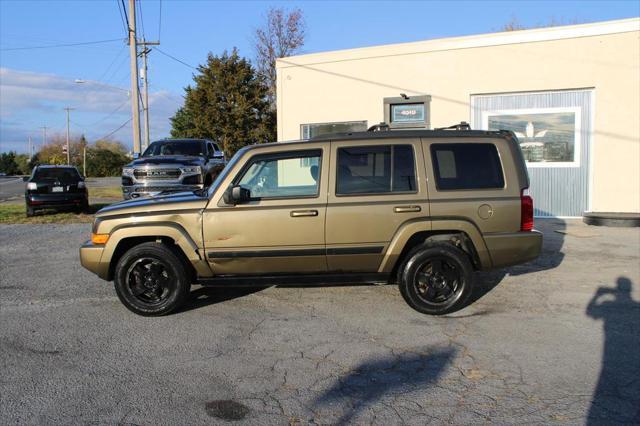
[394,205,421,213]
[290,210,318,217]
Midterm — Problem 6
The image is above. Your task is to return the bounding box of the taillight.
[521,188,534,231]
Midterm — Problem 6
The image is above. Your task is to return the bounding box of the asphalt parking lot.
[1,219,638,424]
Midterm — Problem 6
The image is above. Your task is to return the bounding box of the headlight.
[122,167,135,177]
[27,182,37,190]
[180,166,201,174]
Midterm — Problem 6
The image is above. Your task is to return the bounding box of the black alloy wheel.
[399,243,474,315]
[114,242,190,316]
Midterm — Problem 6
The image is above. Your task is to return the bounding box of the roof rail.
[434,121,471,131]
[367,122,391,132]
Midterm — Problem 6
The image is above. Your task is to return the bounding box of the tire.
[113,242,191,316]
[398,242,474,315]
[26,205,35,217]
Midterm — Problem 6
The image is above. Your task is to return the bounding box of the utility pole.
[40,126,48,149]
[128,0,141,155]
[140,45,151,150]
[64,107,74,165]
[28,136,32,159]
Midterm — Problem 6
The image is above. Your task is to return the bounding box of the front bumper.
[26,192,87,208]
[79,240,109,280]
[483,230,543,269]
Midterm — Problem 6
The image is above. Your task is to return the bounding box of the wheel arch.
[102,223,209,281]
[379,218,492,277]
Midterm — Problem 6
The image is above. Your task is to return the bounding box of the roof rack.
[367,122,391,132]
[434,121,471,131]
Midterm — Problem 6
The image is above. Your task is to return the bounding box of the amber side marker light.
[91,233,109,245]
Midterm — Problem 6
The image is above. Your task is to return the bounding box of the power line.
[1,38,124,51]
[155,47,197,70]
[120,0,130,32]
[138,0,146,40]
[116,0,128,37]
[97,45,127,82]
[97,118,132,140]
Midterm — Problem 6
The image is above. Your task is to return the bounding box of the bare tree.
[254,7,306,109]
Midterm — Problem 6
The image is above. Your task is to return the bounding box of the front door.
[325,138,429,272]
[203,146,328,275]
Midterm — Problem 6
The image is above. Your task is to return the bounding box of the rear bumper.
[26,192,87,208]
[79,241,109,280]
[483,230,543,269]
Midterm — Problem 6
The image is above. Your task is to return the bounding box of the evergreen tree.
[170,49,275,158]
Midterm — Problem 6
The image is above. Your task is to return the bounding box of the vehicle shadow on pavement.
[177,286,268,313]
[586,276,640,424]
[313,347,456,424]
[468,217,566,306]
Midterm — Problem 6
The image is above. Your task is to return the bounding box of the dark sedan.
[24,165,88,216]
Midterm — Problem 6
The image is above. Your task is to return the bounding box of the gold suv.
[80,128,542,316]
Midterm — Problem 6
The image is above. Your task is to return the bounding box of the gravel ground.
[0,220,639,425]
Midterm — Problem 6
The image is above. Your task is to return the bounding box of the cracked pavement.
[1,219,639,424]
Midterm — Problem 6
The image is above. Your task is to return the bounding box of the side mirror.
[22,176,29,182]
[223,185,251,205]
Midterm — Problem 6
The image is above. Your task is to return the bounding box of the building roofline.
[276,17,639,68]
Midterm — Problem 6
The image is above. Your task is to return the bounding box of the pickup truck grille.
[133,168,181,179]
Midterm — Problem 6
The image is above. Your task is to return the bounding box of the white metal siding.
[471,90,593,217]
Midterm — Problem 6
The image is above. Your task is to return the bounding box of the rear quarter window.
[430,143,504,190]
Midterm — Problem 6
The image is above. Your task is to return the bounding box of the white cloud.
[0,68,182,153]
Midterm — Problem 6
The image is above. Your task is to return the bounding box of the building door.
[471,89,593,217]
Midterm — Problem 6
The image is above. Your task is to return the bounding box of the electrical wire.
[116,0,128,37]
[97,118,132,140]
[155,47,197,70]
[120,0,130,32]
[137,0,146,40]
[97,45,127,82]
[0,38,123,51]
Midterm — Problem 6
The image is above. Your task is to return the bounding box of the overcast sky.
[1,0,638,153]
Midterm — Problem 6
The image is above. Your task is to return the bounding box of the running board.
[197,273,390,287]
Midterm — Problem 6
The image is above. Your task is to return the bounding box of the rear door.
[325,138,429,272]
[203,144,328,275]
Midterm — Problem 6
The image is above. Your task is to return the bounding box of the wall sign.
[391,103,425,123]
[383,95,431,129]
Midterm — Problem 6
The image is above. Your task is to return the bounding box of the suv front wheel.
[398,243,474,315]
[114,242,191,316]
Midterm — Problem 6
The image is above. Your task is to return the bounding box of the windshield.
[33,168,80,182]
[142,140,205,157]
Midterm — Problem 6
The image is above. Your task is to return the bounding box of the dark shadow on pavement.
[314,347,456,424]
[176,286,268,314]
[586,276,640,425]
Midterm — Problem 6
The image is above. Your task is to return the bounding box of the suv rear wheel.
[113,242,191,316]
[398,242,474,315]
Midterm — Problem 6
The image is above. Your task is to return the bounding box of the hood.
[96,191,208,218]
[126,156,205,167]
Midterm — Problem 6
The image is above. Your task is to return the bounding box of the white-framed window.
[482,107,582,167]
[301,121,368,140]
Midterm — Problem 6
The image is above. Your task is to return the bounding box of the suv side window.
[336,145,416,195]
[236,150,321,199]
[207,143,215,155]
[430,143,504,190]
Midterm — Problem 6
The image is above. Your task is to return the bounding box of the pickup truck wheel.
[398,243,474,315]
[114,242,190,316]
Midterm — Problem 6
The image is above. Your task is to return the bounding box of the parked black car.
[24,165,88,216]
